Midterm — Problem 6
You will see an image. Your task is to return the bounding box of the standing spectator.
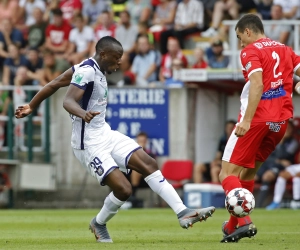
[45,8,72,57]
[193,120,236,183]
[160,0,204,54]
[206,39,229,69]
[192,47,207,69]
[115,10,138,54]
[0,90,10,148]
[126,0,152,25]
[18,0,46,27]
[25,47,44,86]
[201,0,257,38]
[2,43,28,86]
[264,5,291,45]
[27,7,48,50]
[40,49,70,86]
[256,120,298,208]
[0,165,12,208]
[130,34,158,86]
[82,0,111,27]
[159,37,188,83]
[0,18,24,63]
[65,14,94,65]
[0,0,19,25]
[273,0,300,19]
[59,0,83,25]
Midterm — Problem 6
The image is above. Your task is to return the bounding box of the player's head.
[95,36,123,74]
[235,14,264,48]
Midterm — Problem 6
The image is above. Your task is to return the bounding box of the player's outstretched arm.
[15,68,74,119]
[63,85,100,123]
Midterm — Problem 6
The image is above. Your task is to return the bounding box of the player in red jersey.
[219,14,300,243]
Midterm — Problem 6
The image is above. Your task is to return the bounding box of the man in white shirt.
[160,0,204,54]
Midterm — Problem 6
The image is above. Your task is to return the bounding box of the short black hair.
[52,8,63,16]
[137,132,148,138]
[95,36,122,53]
[235,14,264,34]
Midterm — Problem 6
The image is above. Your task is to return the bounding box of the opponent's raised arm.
[15,67,74,119]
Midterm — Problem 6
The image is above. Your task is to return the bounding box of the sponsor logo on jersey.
[254,43,263,49]
[74,73,84,84]
[271,79,283,88]
[261,85,286,100]
[242,52,246,58]
[254,41,284,49]
[245,62,252,71]
[266,121,285,132]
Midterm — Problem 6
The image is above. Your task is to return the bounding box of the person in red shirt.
[45,8,72,57]
[159,37,188,83]
[192,47,207,69]
[219,14,300,243]
[59,0,82,25]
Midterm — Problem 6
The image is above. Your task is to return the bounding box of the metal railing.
[222,20,300,80]
[0,85,50,162]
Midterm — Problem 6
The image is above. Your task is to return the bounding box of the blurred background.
[1,0,300,211]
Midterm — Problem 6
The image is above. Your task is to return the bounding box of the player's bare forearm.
[29,68,73,110]
[63,84,87,120]
[243,72,263,123]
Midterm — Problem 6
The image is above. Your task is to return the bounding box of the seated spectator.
[266,163,300,210]
[137,22,154,46]
[150,0,176,42]
[2,43,28,86]
[18,0,46,28]
[256,0,272,20]
[82,0,111,27]
[0,164,12,208]
[115,11,138,55]
[193,120,236,183]
[192,47,208,69]
[45,8,72,57]
[256,120,299,208]
[59,0,83,25]
[25,47,44,86]
[40,49,70,86]
[159,37,188,83]
[65,14,94,65]
[164,58,186,87]
[111,0,128,22]
[160,0,205,54]
[130,34,159,86]
[130,132,156,198]
[27,7,48,50]
[264,4,291,45]
[93,11,116,51]
[0,0,19,25]
[0,18,24,64]
[273,0,300,19]
[206,39,229,69]
[201,0,257,38]
[126,0,152,26]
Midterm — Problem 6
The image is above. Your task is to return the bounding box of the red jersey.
[46,20,72,46]
[94,24,116,40]
[161,52,188,79]
[239,38,300,122]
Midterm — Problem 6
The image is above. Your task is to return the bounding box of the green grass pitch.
[0,208,300,250]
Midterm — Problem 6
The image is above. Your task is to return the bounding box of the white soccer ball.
[225,188,255,218]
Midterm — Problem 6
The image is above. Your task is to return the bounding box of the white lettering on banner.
[119,108,156,119]
[151,138,164,155]
[130,122,141,136]
[173,69,207,82]
[116,122,128,135]
[108,89,165,105]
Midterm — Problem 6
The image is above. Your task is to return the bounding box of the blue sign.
[106,88,169,156]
